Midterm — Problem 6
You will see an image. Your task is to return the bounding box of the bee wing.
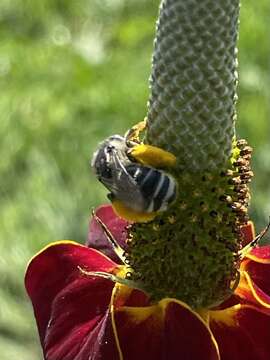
[111,152,145,209]
[112,150,137,186]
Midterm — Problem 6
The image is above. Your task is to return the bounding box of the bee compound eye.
[106,145,114,153]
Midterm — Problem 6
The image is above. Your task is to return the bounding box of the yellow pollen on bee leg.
[112,200,157,223]
[130,144,177,168]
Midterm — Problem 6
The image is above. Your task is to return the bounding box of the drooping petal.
[112,283,150,309]
[240,221,255,246]
[243,258,270,297]
[25,241,121,360]
[210,304,270,360]
[245,245,270,264]
[112,298,220,360]
[87,204,130,262]
[235,245,270,311]
[235,271,270,313]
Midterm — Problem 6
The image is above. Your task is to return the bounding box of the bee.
[91,122,177,222]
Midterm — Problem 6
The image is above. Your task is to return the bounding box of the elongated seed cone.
[146,0,240,171]
[128,0,247,309]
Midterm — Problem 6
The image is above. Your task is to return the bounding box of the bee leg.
[239,217,270,258]
[124,119,177,168]
[107,193,157,223]
[91,209,127,264]
[111,199,157,223]
[107,192,115,202]
[129,144,177,168]
[124,118,147,144]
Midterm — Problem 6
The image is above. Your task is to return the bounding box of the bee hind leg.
[111,200,157,223]
[124,118,147,145]
[129,144,177,168]
[124,119,177,168]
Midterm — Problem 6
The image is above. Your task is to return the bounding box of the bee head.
[91,134,126,179]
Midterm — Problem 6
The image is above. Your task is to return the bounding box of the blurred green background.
[0,0,269,358]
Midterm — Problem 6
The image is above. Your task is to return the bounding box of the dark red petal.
[87,204,130,262]
[210,305,270,360]
[235,271,270,314]
[112,283,151,309]
[113,299,219,360]
[240,221,255,246]
[211,294,241,311]
[25,241,120,360]
[242,246,270,297]
[246,262,270,296]
[247,245,270,263]
[122,288,150,307]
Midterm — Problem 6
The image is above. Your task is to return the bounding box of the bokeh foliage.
[0,0,269,358]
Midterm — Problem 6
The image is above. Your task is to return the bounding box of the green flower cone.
[128,0,254,309]
[146,0,239,170]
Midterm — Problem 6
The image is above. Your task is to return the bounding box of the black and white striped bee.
[91,133,177,220]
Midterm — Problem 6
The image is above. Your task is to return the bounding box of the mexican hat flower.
[25,205,270,360]
[25,0,270,359]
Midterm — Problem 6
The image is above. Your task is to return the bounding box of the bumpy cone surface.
[127,0,251,309]
[146,0,240,171]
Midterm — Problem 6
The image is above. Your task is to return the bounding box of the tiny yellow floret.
[112,200,157,223]
[130,144,176,168]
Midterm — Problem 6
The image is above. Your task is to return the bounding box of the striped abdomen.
[127,165,177,213]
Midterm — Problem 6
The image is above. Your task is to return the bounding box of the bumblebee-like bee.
[91,121,177,222]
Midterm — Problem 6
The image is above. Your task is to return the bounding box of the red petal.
[246,245,270,264]
[25,241,120,360]
[210,305,270,360]
[123,288,150,307]
[112,283,150,309]
[235,271,270,313]
[113,299,219,360]
[240,221,255,246]
[87,204,130,262]
[241,246,270,298]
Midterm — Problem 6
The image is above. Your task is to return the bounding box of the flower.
[25,205,270,360]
